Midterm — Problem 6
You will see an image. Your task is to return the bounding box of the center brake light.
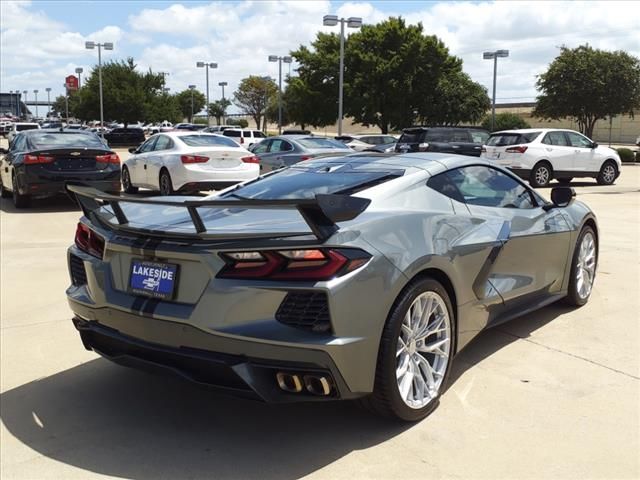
[505,145,528,154]
[74,223,105,259]
[24,154,54,164]
[218,248,371,281]
[181,155,209,164]
[96,153,120,164]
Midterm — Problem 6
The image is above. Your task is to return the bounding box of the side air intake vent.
[275,292,331,333]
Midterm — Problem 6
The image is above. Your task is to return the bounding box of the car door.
[128,136,157,185]
[540,131,574,174]
[252,140,272,171]
[145,135,174,187]
[446,165,572,319]
[564,131,599,173]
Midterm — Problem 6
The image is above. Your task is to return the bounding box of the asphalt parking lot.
[1,145,639,479]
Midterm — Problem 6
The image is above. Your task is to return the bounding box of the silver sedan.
[250,135,352,172]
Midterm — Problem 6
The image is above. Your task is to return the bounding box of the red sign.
[65,75,79,91]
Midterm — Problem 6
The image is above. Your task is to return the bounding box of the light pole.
[22,90,28,118]
[218,81,227,100]
[483,49,509,131]
[159,71,169,89]
[322,15,362,136]
[196,61,217,126]
[188,84,196,122]
[75,67,83,88]
[33,90,39,119]
[45,88,51,118]
[85,40,114,137]
[268,55,292,134]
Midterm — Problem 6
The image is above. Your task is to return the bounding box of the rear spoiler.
[66,184,371,242]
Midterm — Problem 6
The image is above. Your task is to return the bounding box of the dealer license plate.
[130,260,178,300]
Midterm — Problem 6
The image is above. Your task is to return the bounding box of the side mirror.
[591,142,598,149]
[128,147,138,154]
[544,187,576,210]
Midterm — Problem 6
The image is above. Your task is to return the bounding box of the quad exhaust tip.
[276,372,332,396]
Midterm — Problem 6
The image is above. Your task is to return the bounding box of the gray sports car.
[66,153,598,421]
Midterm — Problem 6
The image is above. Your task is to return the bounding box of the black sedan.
[0,129,121,208]
[103,127,146,146]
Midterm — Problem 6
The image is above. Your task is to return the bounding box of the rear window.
[297,138,346,149]
[223,130,241,138]
[487,132,541,146]
[470,131,490,143]
[16,124,39,132]
[399,131,425,143]
[29,132,106,149]
[224,165,403,200]
[253,131,266,138]
[180,135,239,148]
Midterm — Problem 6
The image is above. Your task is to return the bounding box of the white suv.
[481,128,622,187]
[221,128,267,148]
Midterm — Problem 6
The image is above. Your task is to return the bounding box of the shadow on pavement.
[0,359,409,480]
[0,194,80,214]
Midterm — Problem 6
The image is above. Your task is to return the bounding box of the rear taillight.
[299,155,312,161]
[74,223,105,259]
[505,145,528,154]
[241,155,260,164]
[96,153,120,164]
[217,248,370,281]
[24,154,54,164]
[240,137,244,144]
[418,142,430,151]
[181,155,209,164]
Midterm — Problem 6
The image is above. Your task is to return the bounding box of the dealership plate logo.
[70,152,81,156]
[130,260,178,300]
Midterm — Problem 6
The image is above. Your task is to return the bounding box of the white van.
[221,128,267,148]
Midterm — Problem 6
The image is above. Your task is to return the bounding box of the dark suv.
[395,127,489,156]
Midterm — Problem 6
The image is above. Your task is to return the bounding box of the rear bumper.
[70,310,358,402]
[16,168,121,197]
[174,164,259,191]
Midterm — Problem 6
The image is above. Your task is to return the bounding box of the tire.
[564,226,597,307]
[359,277,455,421]
[596,161,617,185]
[529,162,552,188]
[11,174,30,208]
[121,167,138,194]
[558,177,573,185]
[159,169,173,196]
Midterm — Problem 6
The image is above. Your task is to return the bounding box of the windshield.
[221,165,403,200]
[297,138,347,149]
[29,132,106,149]
[179,135,239,148]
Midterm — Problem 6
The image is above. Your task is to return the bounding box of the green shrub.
[617,148,635,162]
[481,112,531,132]
[227,118,249,128]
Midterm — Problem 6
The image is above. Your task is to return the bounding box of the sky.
[1,0,638,116]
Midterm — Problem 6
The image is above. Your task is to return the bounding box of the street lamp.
[75,67,83,88]
[158,71,170,89]
[268,55,292,134]
[45,88,51,118]
[483,49,509,131]
[188,84,196,122]
[85,40,114,136]
[22,90,28,118]
[218,81,228,100]
[322,14,362,135]
[33,90,39,119]
[196,61,218,126]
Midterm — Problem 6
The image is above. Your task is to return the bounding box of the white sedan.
[122,132,260,195]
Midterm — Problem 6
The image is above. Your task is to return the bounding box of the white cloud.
[2,0,638,116]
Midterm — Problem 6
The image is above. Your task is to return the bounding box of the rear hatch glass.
[398,131,425,143]
[487,132,541,147]
[30,132,109,170]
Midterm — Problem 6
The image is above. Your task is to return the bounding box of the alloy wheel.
[535,166,550,186]
[602,165,616,184]
[396,291,451,409]
[576,232,596,299]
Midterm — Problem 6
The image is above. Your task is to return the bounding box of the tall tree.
[533,45,640,138]
[421,70,490,126]
[144,92,182,124]
[208,98,232,125]
[175,88,206,122]
[233,76,278,129]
